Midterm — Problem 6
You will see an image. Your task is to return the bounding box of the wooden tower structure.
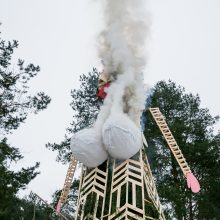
[58,108,198,219]
[75,148,166,220]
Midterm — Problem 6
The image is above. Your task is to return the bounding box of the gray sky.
[1,0,220,202]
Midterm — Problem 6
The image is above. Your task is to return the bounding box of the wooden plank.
[59,155,78,204]
[149,107,191,177]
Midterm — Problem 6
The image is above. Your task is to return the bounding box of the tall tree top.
[0,32,51,134]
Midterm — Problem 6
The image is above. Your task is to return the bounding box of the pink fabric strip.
[186,172,201,193]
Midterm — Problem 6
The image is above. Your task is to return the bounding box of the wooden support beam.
[149,107,191,176]
[59,155,78,204]
[31,191,70,220]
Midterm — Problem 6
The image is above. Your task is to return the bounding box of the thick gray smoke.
[95,0,151,130]
[70,0,151,164]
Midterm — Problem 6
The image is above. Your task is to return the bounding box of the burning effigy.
[56,0,202,216]
[70,0,150,168]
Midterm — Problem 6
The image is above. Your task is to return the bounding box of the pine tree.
[47,69,100,217]
[51,179,80,219]
[46,68,100,164]
[0,32,50,134]
[0,139,39,219]
[143,80,220,219]
[19,192,61,220]
[0,29,51,219]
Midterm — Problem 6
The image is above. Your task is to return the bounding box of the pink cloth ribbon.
[186,172,201,193]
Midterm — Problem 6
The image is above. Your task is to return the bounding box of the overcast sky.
[1,0,220,202]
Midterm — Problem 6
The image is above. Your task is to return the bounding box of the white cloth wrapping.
[102,113,142,159]
[70,128,108,168]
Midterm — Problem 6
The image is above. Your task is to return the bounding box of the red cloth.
[97,83,110,99]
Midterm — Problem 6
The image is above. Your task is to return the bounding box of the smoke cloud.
[70,0,151,164]
[95,0,151,130]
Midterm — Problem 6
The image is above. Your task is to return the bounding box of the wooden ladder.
[149,107,191,176]
[59,155,78,204]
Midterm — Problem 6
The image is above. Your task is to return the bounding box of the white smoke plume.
[95,0,151,130]
[70,1,151,164]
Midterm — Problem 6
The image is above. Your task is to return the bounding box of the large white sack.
[102,113,142,159]
[70,128,108,168]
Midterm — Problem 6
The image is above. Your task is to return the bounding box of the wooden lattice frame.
[76,149,166,220]
[59,107,197,219]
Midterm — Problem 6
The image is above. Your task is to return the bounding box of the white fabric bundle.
[102,113,142,159]
[70,113,143,167]
[70,128,108,168]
